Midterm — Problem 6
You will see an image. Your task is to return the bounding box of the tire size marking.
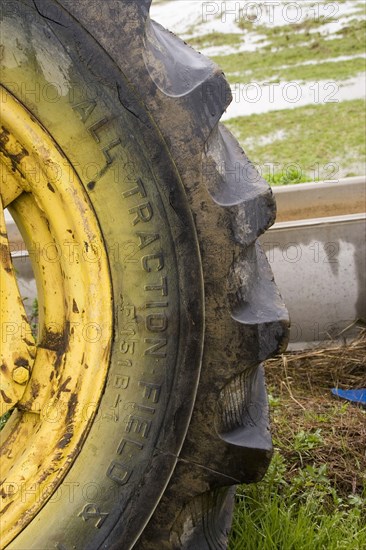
[105,375,163,486]
[71,95,176,496]
[87,114,125,166]
[78,503,109,529]
[73,102,126,169]
[104,269,168,492]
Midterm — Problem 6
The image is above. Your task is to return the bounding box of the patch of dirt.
[265,327,366,496]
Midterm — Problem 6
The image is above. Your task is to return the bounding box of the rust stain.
[0,243,12,272]
[56,376,72,398]
[0,126,10,145]
[37,466,56,486]
[57,431,73,449]
[66,392,78,426]
[0,125,29,172]
[0,501,13,516]
[23,338,35,347]
[0,390,12,404]
[31,380,41,400]
[41,327,69,352]
[14,357,29,368]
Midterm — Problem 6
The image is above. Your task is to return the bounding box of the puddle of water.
[243,129,288,149]
[151,0,364,37]
[151,0,205,35]
[222,73,366,119]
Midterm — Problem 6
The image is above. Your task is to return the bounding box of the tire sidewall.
[1,2,204,548]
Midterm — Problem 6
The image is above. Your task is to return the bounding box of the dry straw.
[265,328,366,495]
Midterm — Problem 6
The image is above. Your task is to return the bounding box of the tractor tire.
[0,1,289,549]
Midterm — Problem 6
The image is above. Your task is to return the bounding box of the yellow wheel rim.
[0,85,113,547]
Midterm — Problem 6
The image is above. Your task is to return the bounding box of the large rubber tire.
[0,1,289,548]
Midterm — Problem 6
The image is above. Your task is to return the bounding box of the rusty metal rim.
[0,86,113,547]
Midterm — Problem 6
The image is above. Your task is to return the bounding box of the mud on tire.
[0,1,289,548]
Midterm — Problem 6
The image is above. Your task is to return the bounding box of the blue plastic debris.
[331,388,366,406]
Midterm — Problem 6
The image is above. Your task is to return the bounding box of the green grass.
[229,453,366,550]
[181,0,366,184]
[225,99,366,183]
[188,32,242,48]
[229,338,366,548]
[225,57,365,85]
[354,1,366,16]
[30,297,39,337]
[187,27,366,83]
[0,410,12,431]
[238,17,338,38]
[213,34,365,82]
[208,17,366,83]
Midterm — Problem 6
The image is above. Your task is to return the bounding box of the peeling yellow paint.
[0,86,113,547]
